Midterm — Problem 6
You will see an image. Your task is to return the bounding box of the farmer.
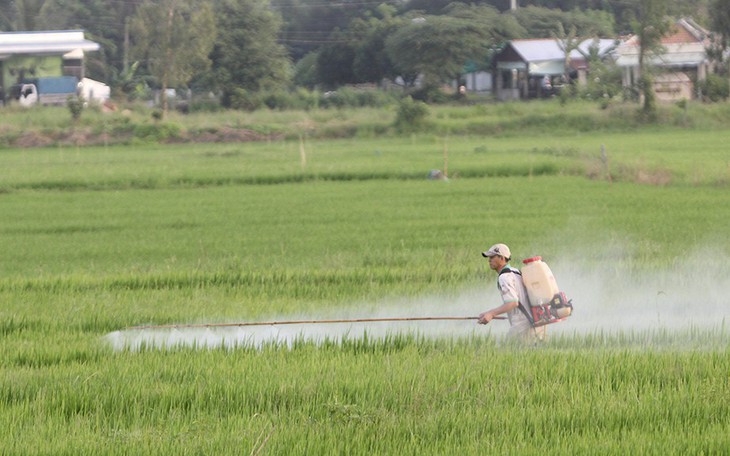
[478,243,545,342]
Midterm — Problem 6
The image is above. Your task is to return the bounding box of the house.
[493,38,617,101]
[0,30,100,105]
[613,18,713,101]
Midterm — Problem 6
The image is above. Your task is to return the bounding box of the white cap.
[481,243,511,260]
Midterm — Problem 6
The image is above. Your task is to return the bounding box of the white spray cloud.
[549,245,730,335]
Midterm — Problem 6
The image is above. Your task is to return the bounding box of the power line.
[278,38,351,44]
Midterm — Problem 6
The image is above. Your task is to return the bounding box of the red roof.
[622,18,710,47]
[662,23,702,44]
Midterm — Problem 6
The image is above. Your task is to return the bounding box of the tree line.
[0,0,728,108]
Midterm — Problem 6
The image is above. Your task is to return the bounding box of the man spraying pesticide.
[117,244,571,349]
[478,243,572,342]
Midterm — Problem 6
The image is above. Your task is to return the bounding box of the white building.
[613,18,714,101]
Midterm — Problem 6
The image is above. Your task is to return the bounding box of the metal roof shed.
[494,38,616,101]
[0,30,99,57]
[0,30,100,104]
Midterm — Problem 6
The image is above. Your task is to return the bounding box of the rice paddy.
[0,115,728,454]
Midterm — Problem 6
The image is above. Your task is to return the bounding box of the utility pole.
[161,2,175,115]
[123,16,129,73]
[511,0,517,10]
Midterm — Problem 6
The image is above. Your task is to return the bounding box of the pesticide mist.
[106,245,730,351]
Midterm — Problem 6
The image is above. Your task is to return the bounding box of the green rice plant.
[1,333,728,454]
[1,129,728,193]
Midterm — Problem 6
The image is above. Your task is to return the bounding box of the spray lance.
[126,315,506,331]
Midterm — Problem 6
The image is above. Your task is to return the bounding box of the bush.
[188,99,224,113]
[580,63,622,102]
[698,74,730,102]
[222,86,397,112]
[293,88,320,110]
[409,85,451,104]
[558,87,571,106]
[261,90,297,110]
[67,96,85,121]
[133,122,182,142]
[331,87,363,108]
[265,88,320,111]
[227,88,262,111]
[393,96,429,132]
[329,87,396,108]
[319,90,346,109]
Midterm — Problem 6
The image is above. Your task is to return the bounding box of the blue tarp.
[35,77,78,94]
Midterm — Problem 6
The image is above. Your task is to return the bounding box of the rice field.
[0,123,729,454]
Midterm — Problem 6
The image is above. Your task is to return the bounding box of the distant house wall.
[653,72,693,102]
[495,65,526,101]
[456,71,493,93]
[494,44,527,101]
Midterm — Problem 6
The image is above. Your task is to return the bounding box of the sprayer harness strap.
[498,268,535,326]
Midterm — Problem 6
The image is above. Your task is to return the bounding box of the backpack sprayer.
[520,256,573,327]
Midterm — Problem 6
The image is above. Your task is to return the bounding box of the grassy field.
[2,97,730,146]
[1,104,729,454]
[1,127,729,190]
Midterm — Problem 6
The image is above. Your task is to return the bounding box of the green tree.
[710,0,730,75]
[446,4,525,44]
[131,0,216,114]
[631,0,670,118]
[58,0,145,84]
[272,0,377,61]
[385,7,522,92]
[309,4,409,88]
[350,4,405,85]
[510,6,614,38]
[400,0,454,15]
[210,0,291,106]
[552,22,581,85]
[0,0,50,30]
[316,40,357,89]
[293,52,319,88]
[386,16,471,89]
